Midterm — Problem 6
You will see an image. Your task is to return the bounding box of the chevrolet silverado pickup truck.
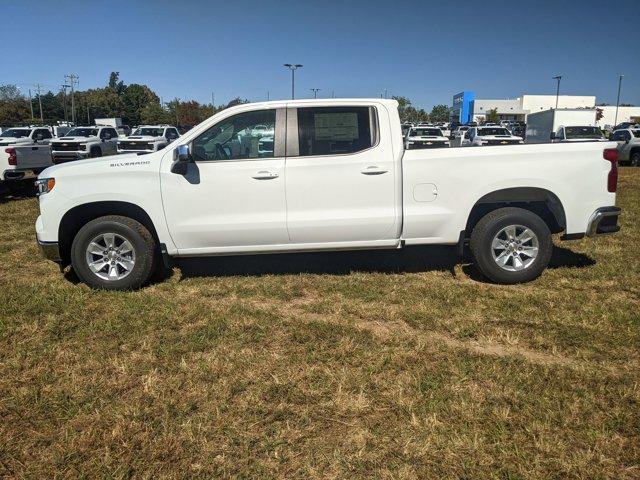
[404,127,450,149]
[2,143,52,186]
[462,126,524,146]
[35,99,621,290]
[117,125,180,154]
[50,126,119,163]
[0,127,53,146]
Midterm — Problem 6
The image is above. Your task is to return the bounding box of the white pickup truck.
[117,125,180,155]
[34,99,621,290]
[2,143,53,185]
[50,126,119,163]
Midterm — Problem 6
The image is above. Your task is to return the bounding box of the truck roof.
[226,98,400,108]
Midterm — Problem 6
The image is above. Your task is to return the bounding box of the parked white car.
[50,126,119,163]
[35,99,620,290]
[551,126,607,143]
[0,127,53,146]
[462,126,524,146]
[405,127,450,149]
[117,125,180,154]
[453,125,470,138]
[611,128,640,166]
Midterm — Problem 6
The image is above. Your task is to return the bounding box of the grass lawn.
[0,168,638,479]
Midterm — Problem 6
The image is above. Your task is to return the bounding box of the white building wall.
[521,95,595,112]
[596,106,640,127]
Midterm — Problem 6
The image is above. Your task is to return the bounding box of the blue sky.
[3,0,639,109]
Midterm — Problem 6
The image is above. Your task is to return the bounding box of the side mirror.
[104,133,112,140]
[35,133,44,141]
[550,132,556,140]
[171,144,192,175]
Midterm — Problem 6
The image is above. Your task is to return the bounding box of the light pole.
[553,75,562,109]
[614,75,624,127]
[283,64,303,99]
[310,88,321,98]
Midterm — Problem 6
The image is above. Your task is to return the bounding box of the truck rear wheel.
[70,215,156,290]
[470,207,552,284]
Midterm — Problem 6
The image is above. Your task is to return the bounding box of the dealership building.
[451,91,640,127]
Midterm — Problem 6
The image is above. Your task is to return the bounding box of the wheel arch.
[58,201,160,266]
[465,187,566,237]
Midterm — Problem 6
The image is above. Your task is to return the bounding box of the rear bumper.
[561,207,621,240]
[37,238,61,262]
[586,206,621,237]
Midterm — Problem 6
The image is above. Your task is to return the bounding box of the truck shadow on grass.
[173,245,594,281]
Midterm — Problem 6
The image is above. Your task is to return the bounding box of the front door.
[284,105,398,244]
[161,108,288,253]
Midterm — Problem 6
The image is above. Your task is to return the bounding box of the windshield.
[0,129,32,138]
[133,128,164,137]
[478,128,510,136]
[564,126,604,139]
[411,128,443,136]
[66,128,98,137]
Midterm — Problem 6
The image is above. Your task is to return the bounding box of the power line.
[64,74,79,124]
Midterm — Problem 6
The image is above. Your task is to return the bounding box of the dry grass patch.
[0,169,639,479]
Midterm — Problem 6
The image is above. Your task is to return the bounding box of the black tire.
[71,215,156,290]
[470,207,552,284]
[90,147,102,158]
[631,151,640,167]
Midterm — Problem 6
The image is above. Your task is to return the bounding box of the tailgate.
[14,144,53,170]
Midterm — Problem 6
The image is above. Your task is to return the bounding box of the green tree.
[122,84,159,125]
[429,104,451,123]
[140,102,171,125]
[0,84,30,125]
[108,72,126,95]
[485,108,499,124]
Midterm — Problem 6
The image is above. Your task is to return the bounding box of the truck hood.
[477,135,523,141]
[0,137,32,145]
[39,152,159,179]
[53,136,99,143]
[123,135,162,141]
[408,136,449,142]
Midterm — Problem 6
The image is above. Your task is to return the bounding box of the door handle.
[361,165,388,175]
[252,170,279,180]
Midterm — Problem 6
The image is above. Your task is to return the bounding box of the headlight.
[35,178,55,195]
[78,143,86,150]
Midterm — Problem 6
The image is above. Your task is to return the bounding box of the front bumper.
[37,238,61,262]
[52,151,90,163]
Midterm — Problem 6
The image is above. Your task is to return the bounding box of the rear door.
[284,104,397,244]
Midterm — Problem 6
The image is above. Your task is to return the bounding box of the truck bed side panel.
[402,142,617,244]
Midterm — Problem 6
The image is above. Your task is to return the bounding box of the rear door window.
[296,106,376,156]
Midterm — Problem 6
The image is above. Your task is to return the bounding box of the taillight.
[5,148,16,166]
[603,148,618,193]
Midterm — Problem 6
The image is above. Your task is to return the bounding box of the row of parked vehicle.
[0,123,182,188]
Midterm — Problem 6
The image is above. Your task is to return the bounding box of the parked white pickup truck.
[50,126,119,163]
[0,127,53,146]
[1,144,53,184]
[34,99,621,290]
[117,125,180,154]
[462,126,524,146]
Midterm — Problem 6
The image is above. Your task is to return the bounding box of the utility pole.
[331,90,335,98]
[211,92,215,108]
[267,91,270,101]
[614,75,624,127]
[283,64,303,99]
[61,84,70,122]
[65,74,79,124]
[86,105,90,124]
[310,88,321,99]
[553,75,562,109]
[28,89,34,119]
[384,89,388,99]
[34,83,44,122]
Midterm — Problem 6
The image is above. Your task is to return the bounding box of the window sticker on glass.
[314,113,360,141]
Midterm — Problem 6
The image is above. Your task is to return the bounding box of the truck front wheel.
[70,215,156,290]
[470,207,552,284]
[631,150,640,167]
[90,147,102,158]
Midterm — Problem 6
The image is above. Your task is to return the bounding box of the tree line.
[0,74,448,128]
[0,72,247,128]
